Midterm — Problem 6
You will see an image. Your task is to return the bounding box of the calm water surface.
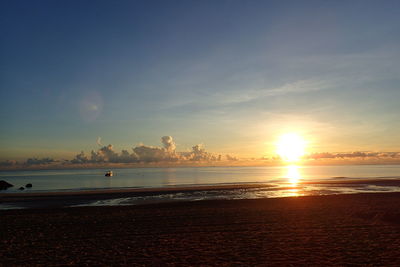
[1,165,400,208]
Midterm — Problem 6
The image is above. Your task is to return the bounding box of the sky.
[1,0,400,162]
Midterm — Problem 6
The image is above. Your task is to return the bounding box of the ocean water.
[1,165,400,208]
[1,165,400,193]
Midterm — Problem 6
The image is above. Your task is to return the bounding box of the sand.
[3,178,400,209]
[0,184,275,209]
[1,193,400,266]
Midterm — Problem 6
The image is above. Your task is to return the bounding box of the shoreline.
[2,193,400,265]
[0,183,272,198]
[0,184,274,209]
[2,178,400,209]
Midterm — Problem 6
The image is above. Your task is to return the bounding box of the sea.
[1,165,400,208]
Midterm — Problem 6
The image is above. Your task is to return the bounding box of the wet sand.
[0,184,275,208]
[2,179,400,209]
[2,193,400,266]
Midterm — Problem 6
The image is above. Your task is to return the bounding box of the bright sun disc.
[276,133,306,162]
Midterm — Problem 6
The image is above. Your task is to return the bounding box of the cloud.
[69,136,222,164]
[0,160,18,166]
[188,144,212,161]
[206,79,331,106]
[88,144,139,163]
[92,144,119,162]
[25,157,55,165]
[179,144,222,161]
[161,136,176,153]
[132,136,179,162]
[96,137,103,146]
[118,150,139,163]
[133,145,170,162]
[70,151,90,164]
[67,136,400,165]
[226,154,238,161]
[305,151,400,160]
[9,135,400,168]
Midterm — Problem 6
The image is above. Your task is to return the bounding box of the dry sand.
[1,193,400,266]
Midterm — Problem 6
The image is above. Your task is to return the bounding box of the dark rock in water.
[0,180,13,190]
[26,183,33,188]
[19,187,25,190]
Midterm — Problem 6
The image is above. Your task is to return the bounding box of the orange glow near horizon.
[276,133,307,162]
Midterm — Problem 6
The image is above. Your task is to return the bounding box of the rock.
[19,187,25,190]
[26,183,33,188]
[0,180,13,190]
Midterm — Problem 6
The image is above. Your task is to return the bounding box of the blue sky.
[1,0,400,160]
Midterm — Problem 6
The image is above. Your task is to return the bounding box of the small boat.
[105,171,113,177]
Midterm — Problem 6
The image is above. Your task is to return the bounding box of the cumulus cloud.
[188,144,212,161]
[92,144,120,162]
[133,145,169,162]
[70,151,90,164]
[161,136,176,153]
[179,144,221,161]
[132,136,179,162]
[118,149,139,163]
[70,145,136,164]
[69,136,222,164]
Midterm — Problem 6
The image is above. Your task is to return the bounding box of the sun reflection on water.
[286,165,301,185]
[285,188,300,197]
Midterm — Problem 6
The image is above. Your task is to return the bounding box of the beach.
[3,0,400,265]
[2,192,400,266]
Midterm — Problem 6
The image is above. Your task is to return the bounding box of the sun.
[276,133,306,162]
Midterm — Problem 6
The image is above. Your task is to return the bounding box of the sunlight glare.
[286,165,301,185]
[276,133,306,162]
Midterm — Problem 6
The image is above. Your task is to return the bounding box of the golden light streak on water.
[286,165,301,185]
